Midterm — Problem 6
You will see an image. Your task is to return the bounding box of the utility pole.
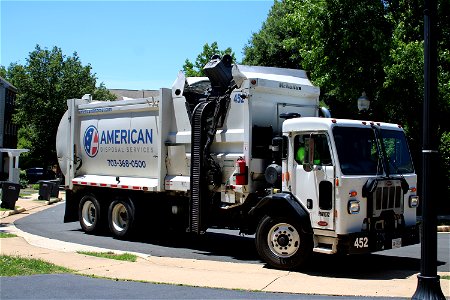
[412,0,445,299]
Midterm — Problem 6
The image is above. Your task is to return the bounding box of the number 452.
[354,237,369,248]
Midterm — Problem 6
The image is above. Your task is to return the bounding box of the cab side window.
[294,134,332,166]
[294,135,307,164]
[315,134,332,165]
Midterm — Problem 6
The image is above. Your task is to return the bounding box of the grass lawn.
[77,251,137,262]
[0,232,17,238]
[0,255,72,276]
[0,232,72,276]
[0,206,20,211]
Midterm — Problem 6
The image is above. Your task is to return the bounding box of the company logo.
[233,94,244,104]
[84,125,99,157]
[99,128,152,145]
[279,82,302,91]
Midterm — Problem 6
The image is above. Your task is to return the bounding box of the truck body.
[56,56,419,270]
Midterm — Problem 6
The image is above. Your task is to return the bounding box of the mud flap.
[64,189,78,223]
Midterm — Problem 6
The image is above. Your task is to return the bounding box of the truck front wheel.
[255,215,312,270]
[79,195,101,233]
[108,199,135,238]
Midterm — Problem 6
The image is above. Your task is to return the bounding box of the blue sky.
[1,0,273,90]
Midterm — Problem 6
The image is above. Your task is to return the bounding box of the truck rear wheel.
[79,195,101,233]
[108,199,135,238]
[255,215,312,270]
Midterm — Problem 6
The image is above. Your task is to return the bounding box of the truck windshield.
[380,129,414,174]
[332,126,414,175]
[333,127,380,175]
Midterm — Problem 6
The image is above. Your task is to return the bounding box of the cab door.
[293,133,335,230]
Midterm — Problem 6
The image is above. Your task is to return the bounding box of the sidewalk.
[1,193,449,298]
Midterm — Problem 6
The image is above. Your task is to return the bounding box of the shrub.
[19,170,28,188]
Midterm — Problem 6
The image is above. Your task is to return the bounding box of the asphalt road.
[14,202,450,275]
[14,203,260,264]
[0,274,403,300]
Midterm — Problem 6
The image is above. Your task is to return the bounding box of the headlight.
[409,195,419,208]
[348,200,360,214]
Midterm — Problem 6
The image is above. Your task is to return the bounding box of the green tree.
[0,66,7,78]
[378,0,425,160]
[93,82,117,100]
[243,0,299,68]
[244,0,390,117]
[1,45,116,168]
[183,42,235,77]
[243,0,449,130]
[379,0,450,204]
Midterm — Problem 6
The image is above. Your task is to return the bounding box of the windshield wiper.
[371,124,389,177]
[386,155,410,194]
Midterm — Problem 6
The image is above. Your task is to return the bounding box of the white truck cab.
[279,118,418,255]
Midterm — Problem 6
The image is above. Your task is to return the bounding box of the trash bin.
[0,181,21,210]
[49,179,60,198]
[38,180,52,201]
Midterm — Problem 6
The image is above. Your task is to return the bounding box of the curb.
[0,207,26,218]
[45,198,63,205]
[437,225,450,232]
[0,198,62,219]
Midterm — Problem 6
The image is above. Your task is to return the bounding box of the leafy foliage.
[183,42,235,77]
[19,169,28,188]
[93,82,118,100]
[244,0,390,117]
[1,45,116,168]
[380,1,450,206]
[243,0,300,68]
[0,66,7,78]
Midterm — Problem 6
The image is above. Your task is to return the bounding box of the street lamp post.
[357,91,370,118]
[412,0,445,299]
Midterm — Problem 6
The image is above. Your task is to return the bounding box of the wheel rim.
[267,222,301,258]
[81,200,96,227]
[111,203,128,233]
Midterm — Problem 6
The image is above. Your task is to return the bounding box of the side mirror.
[271,136,288,161]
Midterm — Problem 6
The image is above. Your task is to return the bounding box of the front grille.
[371,181,404,217]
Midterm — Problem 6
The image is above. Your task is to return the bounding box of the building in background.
[109,89,159,100]
[0,76,19,180]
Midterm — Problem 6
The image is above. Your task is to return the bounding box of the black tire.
[255,215,312,270]
[79,194,102,233]
[108,199,135,238]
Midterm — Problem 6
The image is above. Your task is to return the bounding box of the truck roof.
[283,117,403,133]
[185,64,319,96]
[187,65,310,82]
[237,65,314,87]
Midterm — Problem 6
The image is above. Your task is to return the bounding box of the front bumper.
[337,224,420,254]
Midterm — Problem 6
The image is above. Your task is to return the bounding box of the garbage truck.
[56,55,420,270]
